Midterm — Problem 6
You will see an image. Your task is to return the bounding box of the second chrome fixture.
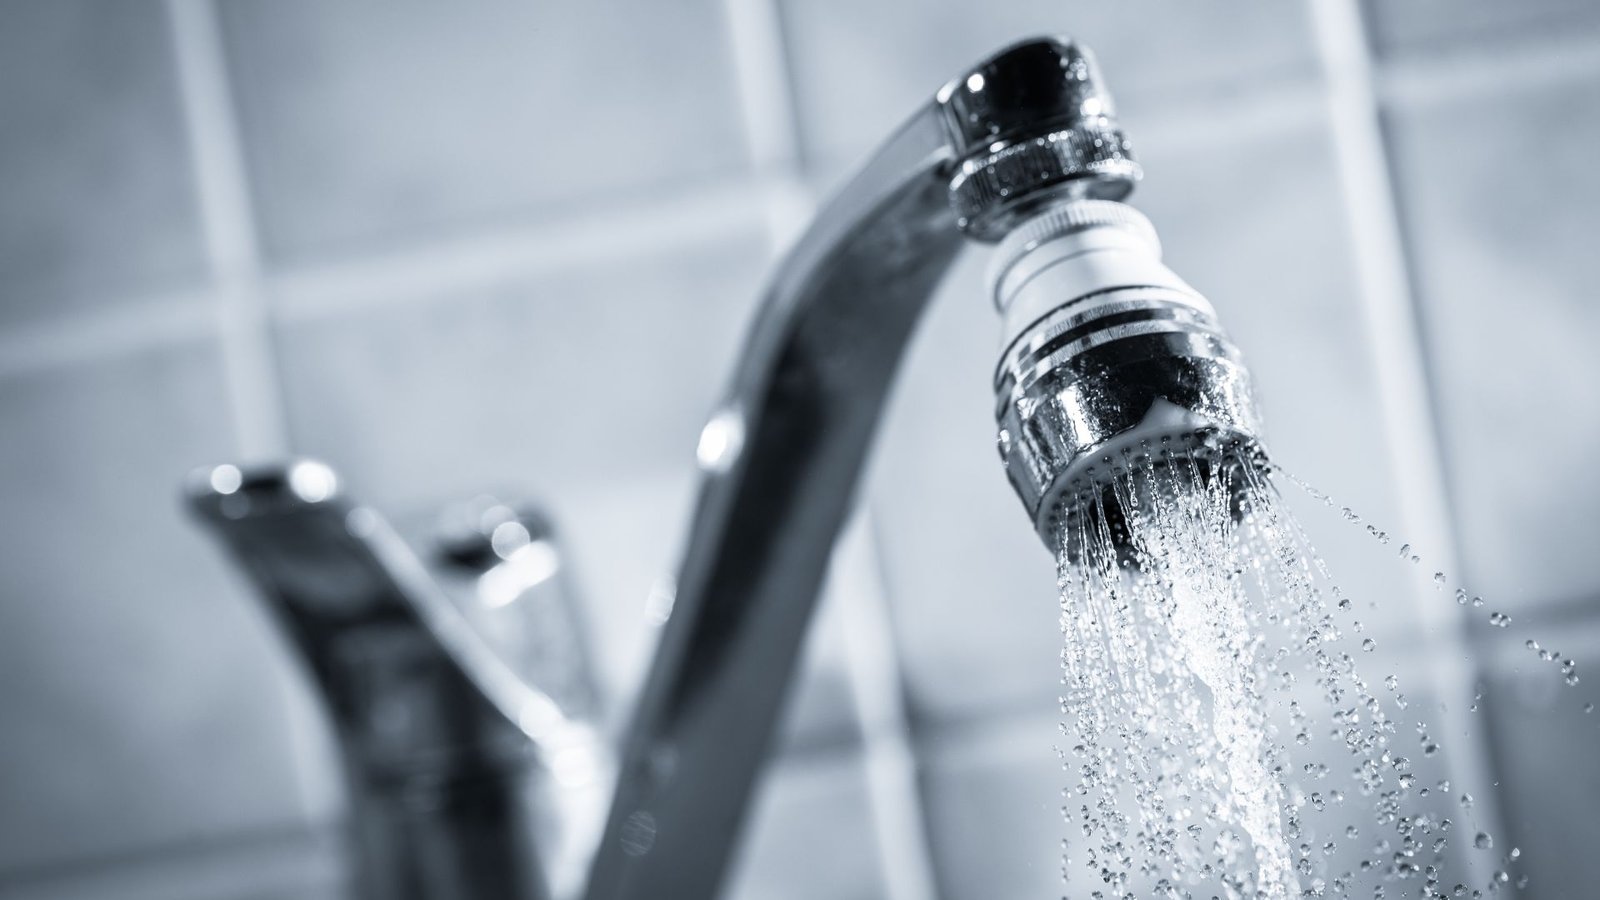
[191,34,1268,900]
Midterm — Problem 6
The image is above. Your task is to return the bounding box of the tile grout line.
[0,292,217,378]
[0,821,343,900]
[1376,21,1600,108]
[718,0,938,895]
[166,0,288,463]
[1307,0,1509,879]
[271,179,773,322]
[840,514,943,900]
[719,0,800,178]
[718,0,817,249]
[166,0,331,830]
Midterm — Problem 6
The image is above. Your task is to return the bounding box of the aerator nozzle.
[983,198,1267,552]
[935,37,1268,554]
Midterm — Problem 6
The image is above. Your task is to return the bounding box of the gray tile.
[273,233,768,511]
[219,0,750,263]
[1363,0,1600,55]
[272,232,768,672]
[273,232,871,744]
[0,341,324,872]
[778,0,1320,166]
[869,107,1426,726]
[864,248,1060,726]
[0,0,207,326]
[920,715,1061,898]
[0,827,345,900]
[1388,76,1600,610]
[721,749,888,900]
[498,471,859,750]
[1481,635,1600,898]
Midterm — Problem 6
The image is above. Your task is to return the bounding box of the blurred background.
[2,0,1599,897]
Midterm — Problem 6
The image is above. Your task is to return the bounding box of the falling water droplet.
[1474,832,1493,850]
[1050,446,1572,896]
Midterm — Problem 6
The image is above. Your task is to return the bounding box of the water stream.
[1054,438,1550,899]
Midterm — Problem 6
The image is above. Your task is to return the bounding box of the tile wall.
[1,0,1597,897]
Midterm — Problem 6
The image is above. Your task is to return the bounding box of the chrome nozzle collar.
[938,37,1141,240]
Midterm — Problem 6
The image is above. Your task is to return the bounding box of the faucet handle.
[431,493,558,570]
[938,36,1141,240]
[422,493,602,721]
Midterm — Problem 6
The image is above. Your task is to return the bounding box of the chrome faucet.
[189,35,1265,900]
[188,463,609,900]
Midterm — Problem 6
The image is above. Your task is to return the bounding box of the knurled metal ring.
[949,126,1141,240]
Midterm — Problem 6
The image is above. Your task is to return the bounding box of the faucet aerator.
[936,38,1268,558]
[980,197,1267,556]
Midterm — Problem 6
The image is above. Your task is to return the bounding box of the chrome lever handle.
[187,462,605,900]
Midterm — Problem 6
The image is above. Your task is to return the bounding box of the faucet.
[188,35,1265,900]
[188,463,609,900]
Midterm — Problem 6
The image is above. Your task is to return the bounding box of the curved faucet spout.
[584,34,1137,900]
[582,104,962,900]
